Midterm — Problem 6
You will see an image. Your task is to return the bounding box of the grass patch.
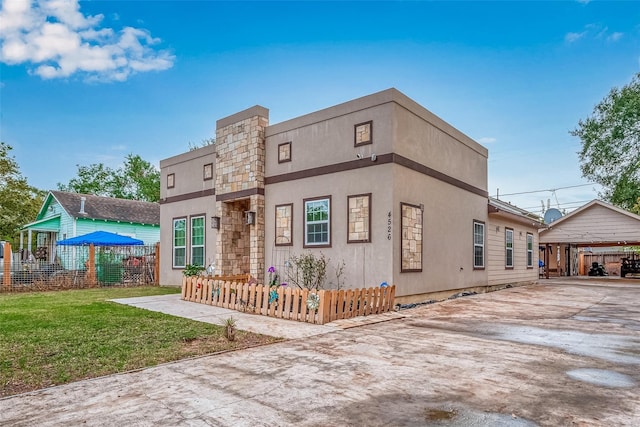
[0,287,280,397]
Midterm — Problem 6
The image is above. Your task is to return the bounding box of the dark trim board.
[265,153,488,198]
[216,187,265,202]
[160,188,215,204]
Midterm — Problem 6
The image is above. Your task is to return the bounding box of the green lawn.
[0,287,279,397]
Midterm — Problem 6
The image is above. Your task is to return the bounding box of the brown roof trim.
[265,153,488,198]
[160,188,215,205]
[216,187,265,202]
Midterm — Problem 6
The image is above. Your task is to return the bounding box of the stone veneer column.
[214,106,268,283]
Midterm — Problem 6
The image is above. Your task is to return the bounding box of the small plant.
[183,264,204,277]
[224,316,237,341]
[267,266,279,287]
[331,259,346,290]
[285,252,329,291]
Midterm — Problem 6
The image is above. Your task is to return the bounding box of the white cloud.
[607,32,623,42]
[565,24,624,44]
[0,0,174,82]
[477,137,497,144]
[565,32,586,43]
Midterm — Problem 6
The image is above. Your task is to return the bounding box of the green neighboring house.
[20,191,160,266]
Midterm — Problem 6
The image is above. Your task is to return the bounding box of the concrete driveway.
[1,278,639,426]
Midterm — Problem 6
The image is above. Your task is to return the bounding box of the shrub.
[183,264,204,277]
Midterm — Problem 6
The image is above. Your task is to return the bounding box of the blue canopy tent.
[57,231,144,246]
[56,231,146,283]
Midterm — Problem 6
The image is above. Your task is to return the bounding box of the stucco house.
[159,89,541,303]
[20,191,160,265]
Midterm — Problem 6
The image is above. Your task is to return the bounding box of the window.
[304,196,331,247]
[401,202,423,272]
[203,163,213,181]
[527,233,534,268]
[354,121,372,146]
[473,221,485,269]
[173,218,186,268]
[278,142,292,163]
[167,173,175,189]
[190,216,205,267]
[505,228,514,268]
[348,194,371,243]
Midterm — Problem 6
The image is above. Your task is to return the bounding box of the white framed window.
[190,215,205,267]
[505,228,514,268]
[527,233,534,268]
[173,218,186,268]
[304,196,331,247]
[473,221,485,269]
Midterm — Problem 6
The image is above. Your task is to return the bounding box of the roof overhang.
[21,214,61,232]
[488,204,546,229]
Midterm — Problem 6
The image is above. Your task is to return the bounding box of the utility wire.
[522,199,593,211]
[497,183,595,197]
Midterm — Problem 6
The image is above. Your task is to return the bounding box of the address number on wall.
[387,211,392,240]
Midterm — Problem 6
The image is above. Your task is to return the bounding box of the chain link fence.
[1,243,158,293]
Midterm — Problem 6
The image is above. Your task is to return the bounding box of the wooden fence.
[182,276,396,325]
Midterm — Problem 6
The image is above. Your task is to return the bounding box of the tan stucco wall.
[487,215,539,286]
[392,165,488,297]
[264,88,489,298]
[159,144,216,198]
[264,165,394,290]
[159,196,217,286]
[266,101,394,176]
[392,102,488,190]
[159,145,217,286]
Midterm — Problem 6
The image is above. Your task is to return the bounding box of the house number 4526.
[387,211,392,240]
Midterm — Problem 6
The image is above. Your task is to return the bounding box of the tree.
[112,155,160,202]
[0,143,45,245]
[572,73,640,213]
[188,137,215,151]
[58,154,160,202]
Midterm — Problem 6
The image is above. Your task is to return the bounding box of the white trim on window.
[473,221,485,269]
[173,218,186,268]
[526,232,534,268]
[505,228,514,268]
[190,215,205,267]
[304,197,330,247]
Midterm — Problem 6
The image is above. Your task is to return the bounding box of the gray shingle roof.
[50,191,160,225]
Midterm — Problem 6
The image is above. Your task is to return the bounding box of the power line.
[521,200,591,213]
[497,183,596,197]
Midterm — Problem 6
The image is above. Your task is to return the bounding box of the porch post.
[86,244,96,286]
[3,241,11,289]
[155,242,160,285]
[20,231,24,251]
[27,229,33,258]
[545,244,550,279]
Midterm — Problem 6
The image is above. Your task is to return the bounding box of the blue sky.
[1,0,638,216]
